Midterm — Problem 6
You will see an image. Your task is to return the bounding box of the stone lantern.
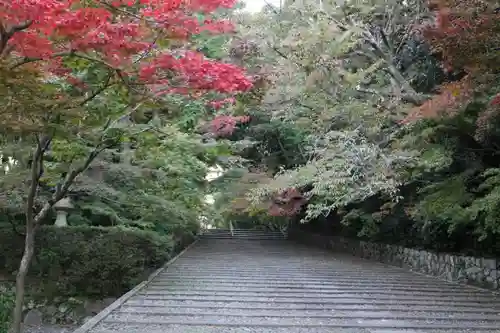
[53,197,74,227]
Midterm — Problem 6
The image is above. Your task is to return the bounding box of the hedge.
[0,226,184,298]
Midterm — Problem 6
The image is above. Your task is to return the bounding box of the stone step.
[136,290,500,302]
[200,234,284,236]
[162,270,437,277]
[183,246,309,251]
[230,232,286,239]
[154,273,448,281]
[164,265,407,272]
[200,231,284,234]
[228,234,285,236]
[128,295,500,307]
[150,277,472,286]
[90,323,486,333]
[202,236,287,238]
[179,255,310,258]
[188,249,294,253]
[158,265,423,271]
[79,239,500,333]
[147,280,479,290]
[201,229,283,232]
[193,237,290,240]
[171,264,381,269]
[199,239,287,241]
[150,277,456,286]
[102,314,500,329]
[229,231,284,233]
[116,306,500,320]
[200,232,285,238]
[172,254,383,259]
[153,267,427,274]
[202,231,284,234]
[199,229,287,240]
[122,301,500,313]
[144,285,494,296]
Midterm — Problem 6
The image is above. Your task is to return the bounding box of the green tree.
[0,1,252,331]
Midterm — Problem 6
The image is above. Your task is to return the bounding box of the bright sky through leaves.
[242,0,282,12]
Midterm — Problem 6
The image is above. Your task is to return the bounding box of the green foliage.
[68,125,211,234]
[212,0,500,259]
[243,116,310,170]
[250,129,410,221]
[0,286,14,333]
[214,0,445,222]
[463,169,500,242]
[0,226,178,298]
[409,173,472,232]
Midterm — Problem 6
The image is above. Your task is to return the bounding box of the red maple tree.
[0,0,253,112]
[269,188,307,217]
[403,0,499,123]
[210,114,251,137]
[0,1,253,332]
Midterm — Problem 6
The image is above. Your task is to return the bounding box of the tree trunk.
[9,222,36,333]
[7,134,103,333]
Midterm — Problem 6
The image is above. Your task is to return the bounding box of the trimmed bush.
[0,226,176,298]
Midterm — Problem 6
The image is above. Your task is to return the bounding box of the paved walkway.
[75,238,500,333]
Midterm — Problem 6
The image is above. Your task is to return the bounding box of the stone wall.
[288,229,500,290]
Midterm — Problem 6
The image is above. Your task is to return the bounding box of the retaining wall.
[288,229,500,290]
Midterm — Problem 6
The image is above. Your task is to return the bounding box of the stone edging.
[288,230,500,290]
[71,238,200,333]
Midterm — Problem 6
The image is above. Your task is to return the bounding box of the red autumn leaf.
[210,115,250,137]
[0,0,252,96]
[402,0,499,124]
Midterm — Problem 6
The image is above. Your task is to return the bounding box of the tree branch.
[0,20,32,57]
[26,135,51,226]
[74,72,114,107]
[355,87,430,105]
[10,51,119,71]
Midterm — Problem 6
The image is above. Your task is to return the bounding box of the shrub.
[0,285,14,333]
[0,226,177,298]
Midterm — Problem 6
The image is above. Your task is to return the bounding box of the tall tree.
[215,0,438,221]
[0,1,252,332]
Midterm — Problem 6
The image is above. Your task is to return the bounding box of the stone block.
[24,309,43,326]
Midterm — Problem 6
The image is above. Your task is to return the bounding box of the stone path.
[73,235,500,333]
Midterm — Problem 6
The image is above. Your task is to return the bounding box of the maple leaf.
[423,0,500,72]
[0,0,252,97]
[402,76,473,123]
[210,115,250,137]
[402,0,499,124]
